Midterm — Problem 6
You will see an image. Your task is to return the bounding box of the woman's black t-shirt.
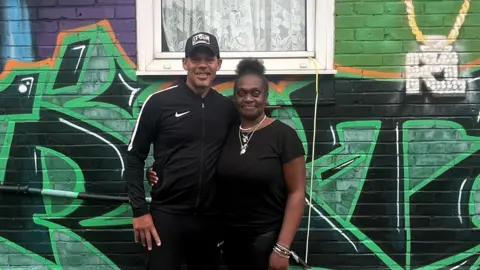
[215,120,305,235]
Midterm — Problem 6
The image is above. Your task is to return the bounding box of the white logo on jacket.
[175,111,190,117]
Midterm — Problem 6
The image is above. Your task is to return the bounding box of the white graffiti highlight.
[334,158,356,171]
[406,43,466,95]
[304,197,359,253]
[59,117,125,177]
[33,149,37,173]
[329,125,336,146]
[72,45,86,73]
[19,77,34,97]
[458,178,467,224]
[395,122,400,231]
[450,260,467,270]
[118,73,140,107]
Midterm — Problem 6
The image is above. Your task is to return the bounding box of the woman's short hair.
[233,58,269,98]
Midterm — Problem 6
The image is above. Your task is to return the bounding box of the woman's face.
[234,74,267,121]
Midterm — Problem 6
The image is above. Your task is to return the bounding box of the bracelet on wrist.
[275,243,290,251]
[272,242,291,259]
[272,246,290,259]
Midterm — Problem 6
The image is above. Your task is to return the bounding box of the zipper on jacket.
[195,100,205,214]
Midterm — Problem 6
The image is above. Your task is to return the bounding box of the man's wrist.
[132,207,150,218]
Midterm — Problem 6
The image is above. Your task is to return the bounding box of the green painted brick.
[384,28,417,40]
[362,41,404,53]
[426,26,462,36]
[403,41,422,52]
[338,0,384,1]
[365,15,407,28]
[354,0,384,1]
[354,55,384,66]
[336,29,355,41]
[441,14,460,27]
[414,15,444,26]
[461,27,480,39]
[458,14,480,26]
[355,28,384,41]
[457,52,480,60]
[336,2,354,15]
[336,16,366,28]
[334,55,352,65]
[468,3,480,13]
[458,40,480,51]
[354,3,383,15]
[382,54,406,66]
[391,26,464,40]
[384,2,424,15]
[336,42,363,53]
[335,54,383,66]
[424,1,473,14]
[389,24,480,55]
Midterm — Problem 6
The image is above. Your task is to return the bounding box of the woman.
[147,59,306,270]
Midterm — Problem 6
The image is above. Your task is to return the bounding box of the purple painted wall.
[28,0,136,60]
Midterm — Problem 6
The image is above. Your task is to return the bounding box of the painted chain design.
[404,0,471,45]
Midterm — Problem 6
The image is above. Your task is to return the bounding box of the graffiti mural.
[1,0,480,269]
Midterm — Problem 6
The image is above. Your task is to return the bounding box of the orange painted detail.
[0,20,136,81]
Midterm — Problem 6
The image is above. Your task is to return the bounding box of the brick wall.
[1,0,479,269]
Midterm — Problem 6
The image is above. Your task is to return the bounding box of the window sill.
[136,58,337,76]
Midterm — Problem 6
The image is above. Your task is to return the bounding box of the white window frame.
[136,0,336,76]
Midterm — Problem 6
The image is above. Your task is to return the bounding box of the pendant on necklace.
[405,35,466,95]
[242,134,248,143]
[240,144,247,155]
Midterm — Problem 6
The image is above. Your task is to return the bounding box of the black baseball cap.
[185,32,220,58]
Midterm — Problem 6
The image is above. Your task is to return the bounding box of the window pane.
[160,0,306,53]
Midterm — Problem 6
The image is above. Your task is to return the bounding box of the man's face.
[183,48,222,90]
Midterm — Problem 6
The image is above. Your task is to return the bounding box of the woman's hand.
[146,167,158,186]
[268,250,289,270]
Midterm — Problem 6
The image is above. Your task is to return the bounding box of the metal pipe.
[0,184,152,203]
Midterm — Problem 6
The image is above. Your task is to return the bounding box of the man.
[124,32,237,269]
